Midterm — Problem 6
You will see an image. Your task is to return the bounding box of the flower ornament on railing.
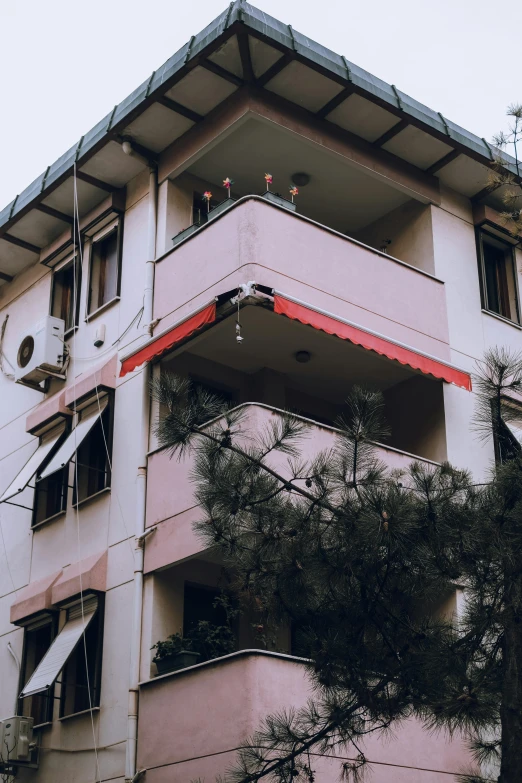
[203,191,213,212]
[223,177,234,198]
[289,186,298,203]
[264,173,273,190]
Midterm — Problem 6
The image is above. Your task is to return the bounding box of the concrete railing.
[153,197,450,361]
[138,649,468,783]
[146,403,437,530]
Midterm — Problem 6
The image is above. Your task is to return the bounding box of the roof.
[0,0,516,286]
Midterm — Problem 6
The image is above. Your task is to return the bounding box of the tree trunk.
[499,574,522,782]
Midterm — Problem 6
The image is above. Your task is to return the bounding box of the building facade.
[0,3,520,782]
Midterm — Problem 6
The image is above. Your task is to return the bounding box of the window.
[87,220,122,315]
[183,584,229,635]
[0,422,67,506]
[35,395,113,507]
[60,599,104,717]
[19,595,104,721]
[32,467,68,527]
[478,230,520,323]
[73,398,113,505]
[19,618,56,725]
[51,255,81,334]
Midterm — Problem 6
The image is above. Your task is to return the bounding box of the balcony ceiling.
[0,1,517,289]
[175,306,417,402]
[187,117,410,233]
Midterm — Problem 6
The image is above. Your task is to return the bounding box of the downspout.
[122,141,157,782]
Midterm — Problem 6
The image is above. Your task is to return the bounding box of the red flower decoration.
[223,177,234,189]
[203,191,212,201]
[289,186,299,197]
[264,173,273,186]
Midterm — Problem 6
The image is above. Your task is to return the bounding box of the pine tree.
[489,104,522,237]
[152,349,522,783]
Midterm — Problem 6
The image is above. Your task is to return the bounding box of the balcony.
[137,649,469,783]
[145,404,441,573]
[154,196,450,363]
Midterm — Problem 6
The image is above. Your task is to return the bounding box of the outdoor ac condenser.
[14,315,65,384]
[0,716,34,765]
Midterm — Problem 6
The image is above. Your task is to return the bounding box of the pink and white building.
[0,3,520,782]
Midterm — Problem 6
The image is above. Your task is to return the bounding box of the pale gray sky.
[1,0,520,210]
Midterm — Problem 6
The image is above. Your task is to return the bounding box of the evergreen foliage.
[152,350,522,783]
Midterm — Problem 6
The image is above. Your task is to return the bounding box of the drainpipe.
[122,141,157,783]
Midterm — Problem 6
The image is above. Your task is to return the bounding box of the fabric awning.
[119,302,217,377]
[20,596,98,698]
[0,427,66,503]
[274,294,472,391]
[38,398,108,481]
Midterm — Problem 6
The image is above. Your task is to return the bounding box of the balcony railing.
[144,404,438,572]
[137,649,469,782]
[154,196,450,361]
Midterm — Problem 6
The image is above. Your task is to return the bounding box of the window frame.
[50,252,82,337]
[476,227,520,325]
[31,421,71,529]
[58,596,105,719]
[18,615,58,727]
[72,393,114,507]
[86,217,123,319]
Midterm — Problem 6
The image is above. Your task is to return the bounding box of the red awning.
[119,303,216,377]
[274,295,472,391]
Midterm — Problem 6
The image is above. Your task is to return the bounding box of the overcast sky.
[1,0,520,210]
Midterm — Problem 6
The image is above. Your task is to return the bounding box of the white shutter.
[20,597,98,698]
[0,429,64,503]
[38,398,108,481]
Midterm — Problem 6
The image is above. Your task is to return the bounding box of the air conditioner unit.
[0,716,34,765]
[14,316,65,385]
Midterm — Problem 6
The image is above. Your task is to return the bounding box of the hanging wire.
[72,162,103,783]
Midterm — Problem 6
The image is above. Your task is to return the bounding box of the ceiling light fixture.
[295,350,311,363]
[291,172,311,187]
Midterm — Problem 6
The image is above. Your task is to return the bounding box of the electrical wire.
[72,162,102,783]
[0,314,15,380]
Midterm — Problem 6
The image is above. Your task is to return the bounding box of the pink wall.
[153,198,450,360]
[144,404,437,572]
[138,651,469,782]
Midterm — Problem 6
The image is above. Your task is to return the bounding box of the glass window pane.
[89,227,119,313]
[20,622,55,725]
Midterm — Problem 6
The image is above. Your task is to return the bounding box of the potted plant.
[151,592,240,675]
[208,177,236,221]
[261,174,297,212]
[172,222,201,247]
[151,631,200,675]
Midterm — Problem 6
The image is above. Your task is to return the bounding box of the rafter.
[316,86,355,120]
[1,233,40,254]
[35,204,74,224]
[201,59,243,87]
[472,183,499,203]
[374,118,409,147]
[158,96,203,124]
[237,31,254,83]
[256,52,293,88]
[75,171,116,193]
[425,149,461,175]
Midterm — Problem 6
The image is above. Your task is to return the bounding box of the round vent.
[17,335,35,369]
